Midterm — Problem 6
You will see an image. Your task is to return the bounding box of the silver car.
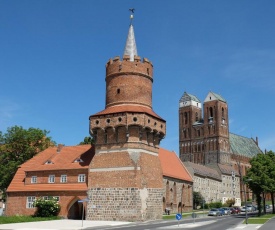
[222,207,231,215]
[208,208,222,216]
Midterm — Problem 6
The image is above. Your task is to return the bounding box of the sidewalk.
[233,217,275,230]
[259,217,275,230]
[0,219,131,230]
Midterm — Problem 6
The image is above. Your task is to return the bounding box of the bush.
[208,202,222,209]
[33,197,60,217]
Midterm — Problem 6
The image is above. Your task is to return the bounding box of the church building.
[179,91,262,204]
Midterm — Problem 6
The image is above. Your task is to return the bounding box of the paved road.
[86,215,246,230]
[0,213,273,230]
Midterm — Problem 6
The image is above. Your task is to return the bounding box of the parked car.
[246,205,256,212]
[233,207,241,214]
[240,206,247,212]
[266,205,271,210]
[230,207,240,214]
[222,207,231,215]
[208,208,222,216]
[218,208,226,216]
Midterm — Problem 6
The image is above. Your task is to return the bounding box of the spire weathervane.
[129,8,135,25]
[124,8,137,61]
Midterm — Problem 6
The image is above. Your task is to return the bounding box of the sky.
[1,0,275,153]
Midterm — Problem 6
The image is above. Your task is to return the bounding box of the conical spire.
[124,12,138,61]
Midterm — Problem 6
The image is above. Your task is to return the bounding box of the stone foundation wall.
[86,187,163,221]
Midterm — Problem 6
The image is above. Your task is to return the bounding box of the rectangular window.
[43,196,60,202]
[26,196,36,208]
[78,174,86,183]
[48,175,55,183]
[31,176,37,184]
[60,175,67,183]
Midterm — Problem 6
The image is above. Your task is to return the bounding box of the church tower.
[87,13,166,221]
[179,92,204,164]
[203,92,230,164]
[179,91,230,165]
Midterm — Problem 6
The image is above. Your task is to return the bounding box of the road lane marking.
[157,220,216,229]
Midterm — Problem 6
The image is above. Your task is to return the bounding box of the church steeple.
[123,10,138,61]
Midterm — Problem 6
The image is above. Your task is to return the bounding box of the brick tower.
[203,92,230,164]
[179,92,203,163]
[179,91,230,165]
[87,14,166,221]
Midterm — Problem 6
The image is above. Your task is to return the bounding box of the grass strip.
[0,216,60,224]
[244,213,275,224]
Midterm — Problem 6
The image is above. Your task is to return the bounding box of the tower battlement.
[106,55,153,80]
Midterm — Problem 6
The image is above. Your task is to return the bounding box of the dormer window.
[45,160,53,165]
[74,158,83,163]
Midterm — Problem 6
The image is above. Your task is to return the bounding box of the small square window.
[31,176,37,184]
[78,174,86,183]
[48,175,55,183]
[60,175,67,183]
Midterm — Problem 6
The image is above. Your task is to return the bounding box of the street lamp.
[243,178,252,225]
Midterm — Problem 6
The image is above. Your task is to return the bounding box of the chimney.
[57,144,64,153]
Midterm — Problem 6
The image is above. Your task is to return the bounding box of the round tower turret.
[105,55,153,109]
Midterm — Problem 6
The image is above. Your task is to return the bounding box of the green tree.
[262,151,275,214]
[79,136,94,145]
[246,152,275,216]
[0,126,55,199]
[193,191,204,209]
[225,198,235,207]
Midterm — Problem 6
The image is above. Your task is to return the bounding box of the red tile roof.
[90,104,165,121]
[158,148,193,182]
[7,145,95,192]
[7,145,192,193]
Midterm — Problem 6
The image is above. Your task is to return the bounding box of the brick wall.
[6,191,87,218]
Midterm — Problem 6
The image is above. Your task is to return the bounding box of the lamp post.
[243,178,252,225]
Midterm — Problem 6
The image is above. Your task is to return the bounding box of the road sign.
[191,212,197,218]
[78,198,89,203]
[176,213,182,220]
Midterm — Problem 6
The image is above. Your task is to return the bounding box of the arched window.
[173,183,177,204]
[184,112,188,124]
[209,107,213,117]
[166,181,170,203]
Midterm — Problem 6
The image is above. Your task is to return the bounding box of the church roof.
[158,148,193,182]
[229,133,262,157]
[179,92,200,103]
[211,92,226,102]
[204,91,226,103]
